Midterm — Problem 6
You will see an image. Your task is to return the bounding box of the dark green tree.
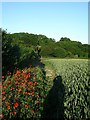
[2,29,20,76]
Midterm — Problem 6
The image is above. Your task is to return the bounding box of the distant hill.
[10,32,89,59]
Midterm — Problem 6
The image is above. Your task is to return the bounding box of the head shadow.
[41,75,65,120]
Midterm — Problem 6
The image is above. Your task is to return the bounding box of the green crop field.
[44,59,90,119]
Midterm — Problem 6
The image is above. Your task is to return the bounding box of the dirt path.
[45,67,55,80]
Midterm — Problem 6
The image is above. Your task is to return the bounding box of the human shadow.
[41,75,65,120]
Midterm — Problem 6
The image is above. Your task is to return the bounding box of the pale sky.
[2,2,88,44]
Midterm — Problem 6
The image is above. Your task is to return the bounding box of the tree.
[2,29,20,76]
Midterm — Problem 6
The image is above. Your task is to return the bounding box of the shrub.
[2,66,48,120]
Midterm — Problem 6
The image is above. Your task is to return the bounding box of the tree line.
[9,31,89,58]
[2,29,90,75]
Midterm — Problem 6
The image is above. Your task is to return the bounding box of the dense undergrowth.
[2,65,49,120]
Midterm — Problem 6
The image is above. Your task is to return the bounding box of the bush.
[2,66,48,120]
[2,29,21,77]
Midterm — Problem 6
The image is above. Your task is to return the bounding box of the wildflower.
[0,114,4,118]
[2,91,5,95]
[34,82,37,85]
[8,72,12,75]
[2,96,6,100]
[28,88,30,91]
[37,95,39,98]
[24,74,29,79]
[23,83,27,87]
[10,112,12,115]
[14,97,18,100]
[23,92,28,95]
[16,70,21,74]
[7,106,10,110]
[8,95,12,98]
[8,79,11,83]
[3,86,6,89]
[18,88,22,93]
[14,111,17,115]
[34,76,36,80]
[34,73,36,77]
[13,102,19,108]
[31,92,34,96]
[10,87,14,90]
[15,81,18,85]
[30,109,35,113]
[25,104,29,108]
[5,101,9,105]
[28,82,33,85]
[2,76,5,79]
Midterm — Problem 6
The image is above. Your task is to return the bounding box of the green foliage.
[2,30,36,77]
[45,59,90,119]
[41,45,54,57]
[51,47,67,58]
[57,38,88,58]
[10,33,89,59]
[2,29,89,77]
[60,37,71,42]
[2,66,48,120]
[2,29,21,76]
[2,29,89,60]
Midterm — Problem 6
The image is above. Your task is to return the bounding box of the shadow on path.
[41,75,65,120]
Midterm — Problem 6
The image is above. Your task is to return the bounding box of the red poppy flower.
[14,102,19,108]
[15,81,18,85]
[14,111,17,115]
[2,76,5,79]
[28,82,33,85]
[16,70,21,74]
[0,114,4,118]
[8,72,12,75]
[31,92,34,96]
[7,106,10,110]
[10,112,12,115]
[5,101,9,105]
[25,105,29,108]
[2,91,5,95]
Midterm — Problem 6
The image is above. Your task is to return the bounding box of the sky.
[2,2,88,44]
[1,0,89,2]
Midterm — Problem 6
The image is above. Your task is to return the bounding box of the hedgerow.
[2,66,48,120]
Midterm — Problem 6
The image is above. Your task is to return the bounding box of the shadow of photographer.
[41,75,65,120]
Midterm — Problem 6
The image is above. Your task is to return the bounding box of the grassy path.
[41,59,56,89]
